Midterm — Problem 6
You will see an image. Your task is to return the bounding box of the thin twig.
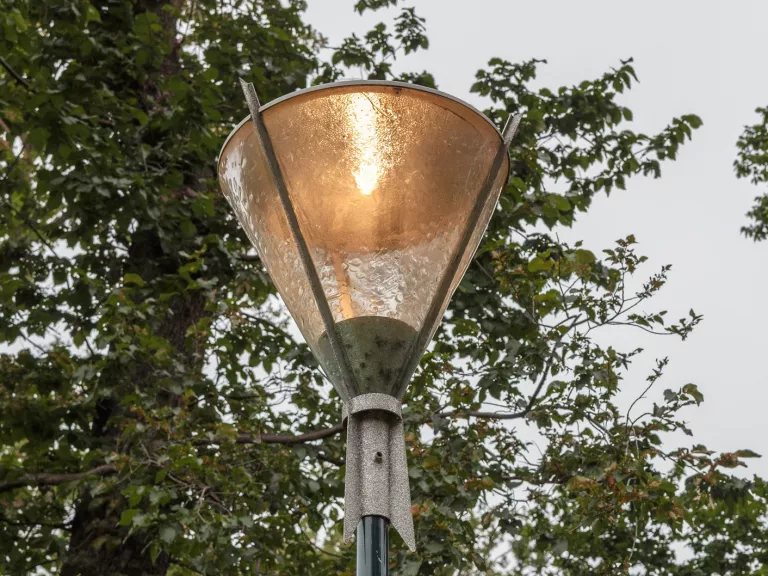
[170,559,204,575]
[1,142,26,184]
[317,452,345,466]
[0,515,72,530]
[438,321,572,421]
[301,528,345,559]
[239,423,345,445]
[0,56,32,90]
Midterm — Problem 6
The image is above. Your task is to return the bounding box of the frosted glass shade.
[218,81,509,402]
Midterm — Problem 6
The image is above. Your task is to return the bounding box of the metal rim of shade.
[217,79,507,164]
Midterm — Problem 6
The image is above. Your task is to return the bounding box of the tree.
[1,0,762,574]
[735,106,768,241]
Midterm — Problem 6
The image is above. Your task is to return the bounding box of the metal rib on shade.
[217,80,511,404]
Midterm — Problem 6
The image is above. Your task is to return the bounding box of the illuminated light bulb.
[354,160,379,196]
[349,94,382,196]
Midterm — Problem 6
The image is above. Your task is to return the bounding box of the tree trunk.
[61,288,206,576]
[61,1,195,573]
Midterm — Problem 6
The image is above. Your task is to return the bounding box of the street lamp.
[218,79,520,574]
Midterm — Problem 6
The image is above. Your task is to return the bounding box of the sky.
[304,0,768,477]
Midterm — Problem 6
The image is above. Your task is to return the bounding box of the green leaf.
[159,525,177,544]
[124,273,146,286]
[574,249,596,264]
[9,9,28,32]
[682,383,704,404]
[129,487,143,507]
[528,257,553,273]
[180,219,197,237]
[551,194,571,211]
[683,114,703,129]
[119,509,140,527]
[130,108,149,126]
[734,449,761,459]
[85,3,101,22]
[53,268,68,286]
[28,127,50,150]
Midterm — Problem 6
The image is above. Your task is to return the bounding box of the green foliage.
[0,1,761,575]
[735,106,768,241]
[471,57,701,230]
[354,0,398,15]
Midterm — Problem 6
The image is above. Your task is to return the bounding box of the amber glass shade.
[218,81,509,402]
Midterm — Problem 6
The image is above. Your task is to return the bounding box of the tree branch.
[193,422,346,448]
[197,335,556,450]
[317,452,345,466]
[0,55,32,90]
[438,329,565,422]
[1,142,26,185]
[445,409,534,420]
[191,320,571,451]
[238,423,345,445]
[170,559,204,575]
[301,527,345,558]
[202,343,558,448]
[0,515,72,530]
[0,464,116,494]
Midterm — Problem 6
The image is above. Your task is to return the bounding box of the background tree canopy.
[1,0,765,574]
[736,106,768,242]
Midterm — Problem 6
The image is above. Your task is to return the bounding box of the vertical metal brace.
[395,114,523,391]
[239,79,359,398]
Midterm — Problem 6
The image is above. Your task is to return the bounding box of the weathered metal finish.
[317,317,417,400]
[357,516,389,576]
[394,113,522,393]
[238,80,358,398]
[346,393,402,420]
[343,394,415,551]
[359,416,390,518]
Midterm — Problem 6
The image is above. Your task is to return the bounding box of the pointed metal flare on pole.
[342,393,415,550]
[218,79,522,561]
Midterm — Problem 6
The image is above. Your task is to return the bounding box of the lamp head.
[218,81,510,403]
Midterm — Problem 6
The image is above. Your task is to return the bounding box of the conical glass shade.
[218,81,509,403]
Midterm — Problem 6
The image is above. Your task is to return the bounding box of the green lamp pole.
[218,78,520,575]
[358,516,388,575]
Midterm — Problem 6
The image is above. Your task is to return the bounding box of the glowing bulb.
[349,94,382,196]
[354,160,379,196]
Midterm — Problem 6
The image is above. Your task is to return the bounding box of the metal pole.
[357,516,389,576]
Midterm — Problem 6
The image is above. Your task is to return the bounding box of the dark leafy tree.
[735,106,768,241]
[1,1,762,574]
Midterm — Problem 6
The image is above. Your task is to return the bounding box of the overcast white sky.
[305,0,768,477]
